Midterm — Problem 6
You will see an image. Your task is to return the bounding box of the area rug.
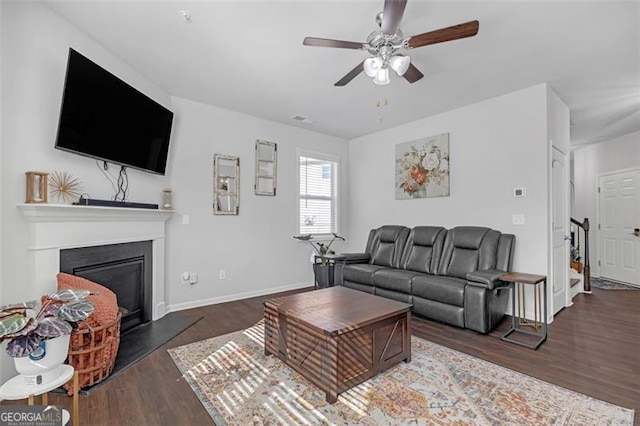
[591,277,640,291]
[168,321,634,425]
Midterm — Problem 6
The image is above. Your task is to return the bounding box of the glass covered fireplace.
[60,241,152,334]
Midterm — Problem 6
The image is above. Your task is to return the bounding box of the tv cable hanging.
[97,160,129,201]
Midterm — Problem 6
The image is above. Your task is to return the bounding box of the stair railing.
[570,217,591,292]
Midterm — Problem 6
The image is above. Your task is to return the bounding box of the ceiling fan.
[303,0,479,86]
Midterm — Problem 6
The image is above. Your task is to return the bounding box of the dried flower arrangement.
[49,171,82,204]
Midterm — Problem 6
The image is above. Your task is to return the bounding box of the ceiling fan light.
[390,55,411,76]
[373,67,390,85]
[364,57,383,78]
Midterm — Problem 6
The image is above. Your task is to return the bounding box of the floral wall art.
[395,133,450,199]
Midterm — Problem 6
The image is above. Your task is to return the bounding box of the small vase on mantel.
[162,188,173,210]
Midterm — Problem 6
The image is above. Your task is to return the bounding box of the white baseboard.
[167,281,313,313]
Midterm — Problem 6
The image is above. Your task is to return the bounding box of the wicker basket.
[64,312,121,395]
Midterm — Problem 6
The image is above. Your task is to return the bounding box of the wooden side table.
[499,272,548,349]
[0,365,79,425]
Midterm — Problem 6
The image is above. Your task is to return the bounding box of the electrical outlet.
[189,273,198,285]
[219,269,226,280]
[512,214,526,225]
[181,272,190,284]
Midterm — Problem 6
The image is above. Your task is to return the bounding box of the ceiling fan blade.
[335,61,365,87]
[403,63,424,83]
[407,20,479,49]
[303,37,365,50]
[381,0,408,35]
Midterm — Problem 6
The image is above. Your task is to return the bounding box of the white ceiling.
[44,1,640,145]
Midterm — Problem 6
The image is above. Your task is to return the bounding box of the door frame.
[549,147,570,320]
[595,165,640,280]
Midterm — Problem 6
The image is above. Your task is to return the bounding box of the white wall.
[0,1,173,309]
[573,130,640,274]
[547,86,570,155]
[166,98,348,311]
[347,84,551,275]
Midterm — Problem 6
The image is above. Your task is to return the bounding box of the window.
[298,152,339,236]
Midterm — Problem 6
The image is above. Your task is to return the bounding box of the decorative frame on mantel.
[255,140,277,196]
[213,154,240,215]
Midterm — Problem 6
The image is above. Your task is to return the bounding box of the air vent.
[291,115,315,124]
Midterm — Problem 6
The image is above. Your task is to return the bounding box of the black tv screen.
[55,48,173,175]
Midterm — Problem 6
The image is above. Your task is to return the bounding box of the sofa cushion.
[438,227,499,279]
[413,297,465,328]
[375,288,412,304]
[373,269,418,294]
[412,274,466,307]
[401,226,446,274]
[447,249,480,279]
[370,225,410,268]
[343,281,375,294]
[342,264,387,286]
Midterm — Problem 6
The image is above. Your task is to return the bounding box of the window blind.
[299,155,337,235]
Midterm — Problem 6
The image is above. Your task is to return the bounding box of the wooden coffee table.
[264,286,412,403]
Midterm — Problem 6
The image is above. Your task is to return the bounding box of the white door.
[598,169,640,285]
[551,148,569,315]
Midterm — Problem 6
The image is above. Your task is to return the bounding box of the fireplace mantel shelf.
[18,203,174,223]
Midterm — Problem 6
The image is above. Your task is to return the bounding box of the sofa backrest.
[400,226,447,274]
[496,234,516,271]
[437,226,501,279]
[369,225,410,268]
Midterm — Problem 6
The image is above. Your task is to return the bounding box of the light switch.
[512,214,525,225]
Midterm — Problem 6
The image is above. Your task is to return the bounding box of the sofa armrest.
[466,269,510,290]
[336,252,371,264]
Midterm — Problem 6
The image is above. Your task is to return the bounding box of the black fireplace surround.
[60,241,152,334]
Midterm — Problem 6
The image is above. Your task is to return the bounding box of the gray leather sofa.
[334,225,515,333]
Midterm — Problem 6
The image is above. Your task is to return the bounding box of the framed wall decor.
[25,171,49,204]
[255,140,277,196]
[213,154,239,215]
[395,133,450,199]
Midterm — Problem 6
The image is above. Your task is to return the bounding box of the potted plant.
[0,289,95,385]
[293,233,345,288]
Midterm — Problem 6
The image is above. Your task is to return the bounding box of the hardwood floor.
[2,287,638,425]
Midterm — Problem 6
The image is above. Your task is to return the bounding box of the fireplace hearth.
[60,241,152,334]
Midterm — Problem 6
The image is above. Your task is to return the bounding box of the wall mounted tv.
[55,48,174,175]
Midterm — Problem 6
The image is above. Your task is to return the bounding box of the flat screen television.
[55,48,173,175]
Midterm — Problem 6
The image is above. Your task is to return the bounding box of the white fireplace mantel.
[18,204,172,320]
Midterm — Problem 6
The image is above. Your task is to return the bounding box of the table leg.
[542,278,548,342]
[511,282,516,329]
[404,313,412,363]
[73,371,79,426]
[324,337,339,404]
[28,394,34,406]
[42,392,48,405]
